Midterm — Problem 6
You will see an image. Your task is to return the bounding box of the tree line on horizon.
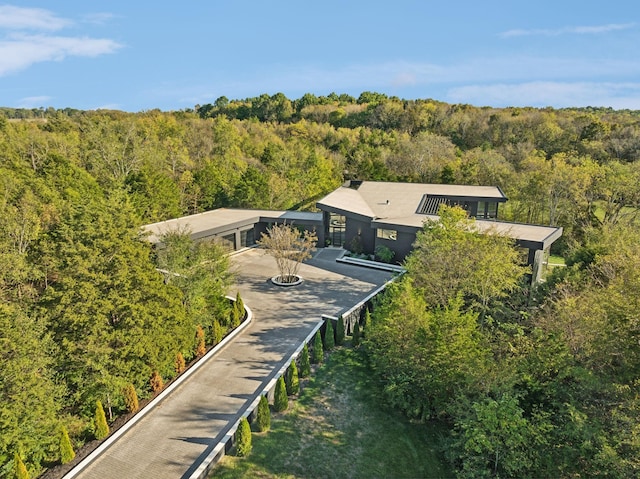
[1,92,639,477]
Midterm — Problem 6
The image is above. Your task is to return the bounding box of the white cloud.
[0,5,71,31]
[17,95,52,108]
[501,23,635,38]
[0,34,122,76]
[446,82,640,109]
[81,13,117,25]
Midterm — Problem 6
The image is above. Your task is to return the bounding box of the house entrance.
[329,213,346,247]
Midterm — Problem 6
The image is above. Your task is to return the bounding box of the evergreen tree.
[211,319,223,345]
[150,371,164,393]
[336,315,345,346]
[363,308,371,337]
[352,320,361,347]
[286,361,300,395]
[255,395,271,432]
[313,331,324,363]
[324,320,335,350]
[59,425,75,464]
[235,291,245,322]
[123,383,139,413]
[14,453,29,479]
[195,325,206,357]
[175,352,186,373]
[235,417,252,457]
[230,305,241,328]
[274,376,288,412]
[94,400,109,440]
[300,343,311,377]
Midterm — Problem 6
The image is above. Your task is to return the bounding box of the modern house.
[316,181,562,282]
[142,180,562,283]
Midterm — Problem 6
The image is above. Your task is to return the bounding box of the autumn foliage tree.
[257,222,317,283]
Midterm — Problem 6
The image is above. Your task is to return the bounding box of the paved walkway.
[74,248,393,479]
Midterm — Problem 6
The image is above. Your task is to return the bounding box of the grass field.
[211,347,452,479]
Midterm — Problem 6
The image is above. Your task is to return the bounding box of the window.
[476,201,498,219]
[240,228,255,248]
[217,233,236,251]
[377,228,397,241]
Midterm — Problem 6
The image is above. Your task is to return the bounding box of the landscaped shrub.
[235,291,245,321]
[94,400,109,440]
[175,351,186,373]
[300,343,311,377]
[274,376,289,412]
[312,331,324,364]
[231,304,241,328]
[336,315,345,346]
[255,395,271,432]
[150,370,164,393]
[235,417,252,457]
[352,320,361,347]
[375,244,395,263]
[123,383,139,413]
[14,453,29,479]
[59,425,75,464]
[324,320,335,350]
[212,319,223,345]
[363,308,371,338]
[286,361,300,395]
[195,325,206,357]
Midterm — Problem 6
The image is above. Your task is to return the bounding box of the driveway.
[73,248,393,479]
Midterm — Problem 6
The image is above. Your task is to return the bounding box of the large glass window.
[329,213,346,247]
[376,228,397,241]
[217,233,236,252]
[240,228,255,248]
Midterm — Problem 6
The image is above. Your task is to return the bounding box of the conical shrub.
[235,417,252,457]
[335,315,345,346]
[150,370,164,393]
[195,325,206,357]
[212,319,223,345]
[352,320,361,347]
[94,400,109,440]
[324,320,335,350]
[274,376,288,412]
[299,343,311,378]
[59,425,75,464]
[286,361,300,395]
[175,351,186,374]
[14,453,29,479]
[363,308,371,337]
[312,331,323,364]
[235,291,245,321]
[255,395,271,432]
[123,383,139,413]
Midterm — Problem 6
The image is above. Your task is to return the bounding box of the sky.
[1,1,640,112]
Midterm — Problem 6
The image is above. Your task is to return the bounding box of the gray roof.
[142,208,322,244]
[318,181,561,250]
[317,181,507,220]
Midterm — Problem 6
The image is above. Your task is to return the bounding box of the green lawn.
[211,347,452,479]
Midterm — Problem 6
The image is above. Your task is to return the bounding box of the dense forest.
[1,92,639,477]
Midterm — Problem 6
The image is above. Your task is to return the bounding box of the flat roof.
[372,215,562,250]
[142,208,322,243]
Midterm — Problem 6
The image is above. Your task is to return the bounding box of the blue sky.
[1,1,639,112]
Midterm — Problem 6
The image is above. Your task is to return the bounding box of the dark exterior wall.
[345,218,375,253]
[375,231,415,263]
